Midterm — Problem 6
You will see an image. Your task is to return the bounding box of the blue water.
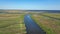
[24,14,46,34]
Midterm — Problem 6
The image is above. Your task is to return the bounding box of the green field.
[0,11,60,34]
[0,14,26,34]
[31,13,60,34]
[42,13,60,18]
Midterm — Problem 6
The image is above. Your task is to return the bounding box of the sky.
[0,0,60,10]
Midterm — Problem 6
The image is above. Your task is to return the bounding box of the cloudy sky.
[0,0,60,10]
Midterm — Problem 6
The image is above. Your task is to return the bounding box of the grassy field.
[31,13,60,34]
[0,14,26,34]
[42,13,60,19]
[0,11,60,34]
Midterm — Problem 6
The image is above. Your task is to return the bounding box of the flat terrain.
[0,14,26,34]
[42,13,60,19]
[0,10,60,34]
[31,13,60,34]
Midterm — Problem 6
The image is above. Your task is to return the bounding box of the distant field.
[42,13,60,19]
[31,13,60,34]
[0,14,26,34]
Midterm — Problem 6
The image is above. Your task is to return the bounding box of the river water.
[24,14,46,34]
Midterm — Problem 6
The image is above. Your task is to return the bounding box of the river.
[24,14,46,34]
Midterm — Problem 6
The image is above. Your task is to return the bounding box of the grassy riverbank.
[0,14,26,34]
[31,13,60,34]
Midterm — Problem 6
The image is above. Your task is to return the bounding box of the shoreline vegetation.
[31,13,60,34]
